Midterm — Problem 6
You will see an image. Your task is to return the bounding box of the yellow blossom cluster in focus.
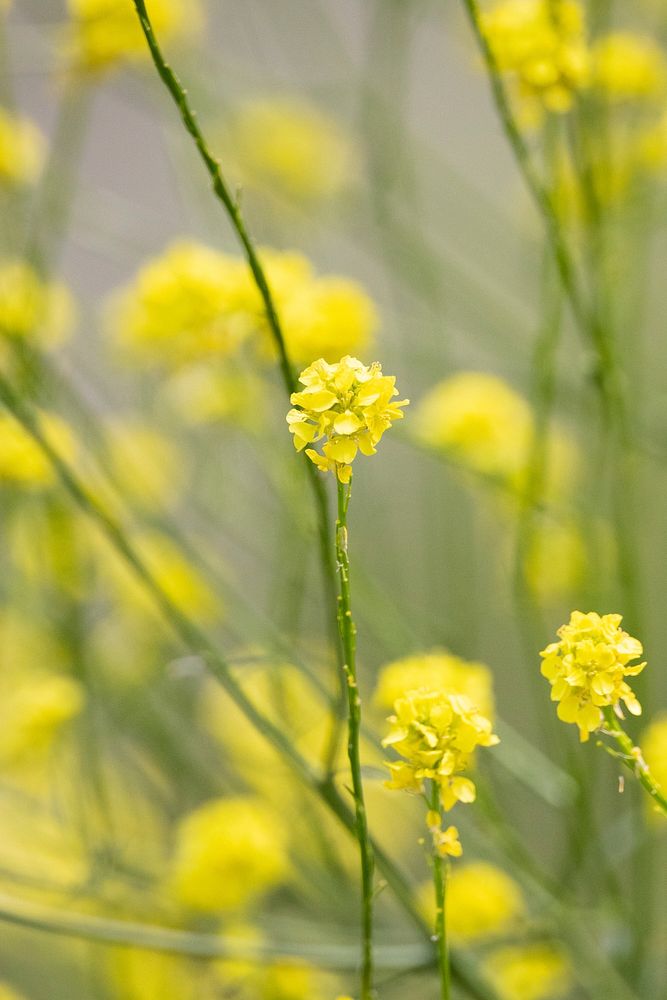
[169,796,288,913]
[64,0,202,73]
[481,0,589,116]
[483,944,572,1000]
[418,861,526,941]
[0,260,75,351]
[0,108,45,187]
[227,97,355,203]
[382,690,499,809]
[287,356,407,484]
[374,649,495,720]
[540,611,645,741]
[108,241,377,370]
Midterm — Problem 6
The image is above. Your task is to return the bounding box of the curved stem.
[335,476,375,999]
[130,0,346,773]
[428,784,450,1000]
[601,707,667,817]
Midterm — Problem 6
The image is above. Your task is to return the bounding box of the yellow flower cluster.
[0,411,77,487]
[540,611,645,741]
[169,796,288,912]
[592,33,667,103]
[483,944,572,1000]
[227,97,355,203]
[481,0,589,114]
[382,690,499,809]
[287,356,408,484]
[374,649,495,720]
[0,108,45,187]
[64,0,202,73]
[418,861,526,941]
[108,241,377,369]
[0,260,75,350]
[0,674,83,765]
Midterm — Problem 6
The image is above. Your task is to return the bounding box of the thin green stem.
[130,0,346,774]
[335,476,375,1000]
[601,707,667,818]
[428,785,450,1000]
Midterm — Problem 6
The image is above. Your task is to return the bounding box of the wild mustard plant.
[0,109,45,187]
[287,355,407,1000]
[383,690,499,998]
[541,613,667,815]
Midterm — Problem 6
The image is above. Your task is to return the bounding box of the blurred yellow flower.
[481,0,590,115]
[0,411,77,487]
[102,418,185,510]
[0,674,83,765]
[279,276,377,365]
[0,108,45,186]
[418,861,526,941]
[592,33,667,103]
[382,690,498,809]
[0,260,75,350]
[374,650,495,720]
[64,0,202,72]
[169,797,288,912]
[638,110,667,173]
[523,518,586,601]
[108,950,206,1000]
[640,712,667,817]
[101,529,218,624]
[287,355,408,484]
[540,611,644,741]
[483,944,572,1000]
[0,984,27,1000]
[228,97,355,202]
[164,364,265,428]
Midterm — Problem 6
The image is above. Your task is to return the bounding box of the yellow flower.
[382,690,499,809]
[540,611,645,741]
[0,986,27,1000]
[0,674,83,765]
[426,813,463,858]
[481,0,590,116]
[107,241,252,369]
[0,260,75,349]
[0,411,77,487]
[287,355,408,484]
[419,862,526,941]
[101,418,185,510]
[0,108,46,186]
[279,276,377,365]
[169,797,288,912]
[483,944,572,1000]
[523,518,586,602]
[374,650,495,720]
[592,33,667,103]
[64,0,202,73]
[227,96,355,202]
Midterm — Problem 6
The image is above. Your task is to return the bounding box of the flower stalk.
[335,475,375,1000]
[600,707,667,818]
[428,783,451,1000]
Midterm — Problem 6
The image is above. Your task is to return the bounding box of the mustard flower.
[382,690,499,810]
[0,260,75,350]
[374,649,495,720]
[287,356,408,484]
[418,861,526,942]
[426,810,463,858]
[0,411,77,487]
[0,674,84,765]
[227,96,355,203]
[64,0,202,73]
[540,611,645,741]
[523,517,586,602]
[592,33,667,103]
[481,0,590,116]
[169,797,288,912]
[0,108,45,187]
[483,944,572,1000]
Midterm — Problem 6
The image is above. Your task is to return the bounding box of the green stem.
[601,707,667,817]
[428,785,450,1000]
[335,476,375,1000]
[130,0,346,774]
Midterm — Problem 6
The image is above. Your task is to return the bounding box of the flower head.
[418,862,526,942]
[481,0,590,117]
[0,260,75,350]
[592,33,667,103]
[483,944,572,1000]
[540,611,645,741]
[287,356,408,484]
[382,689,499,810]
[0,108,45,187]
